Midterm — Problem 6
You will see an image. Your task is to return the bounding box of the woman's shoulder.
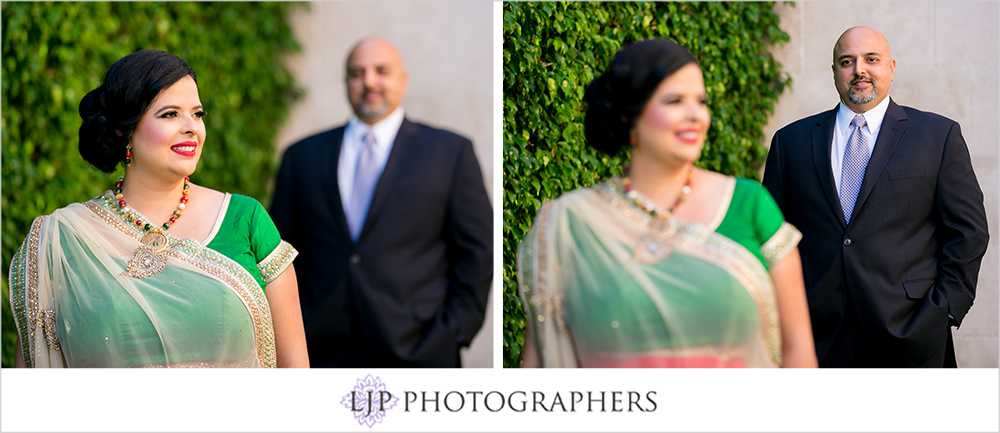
[218,193,280,238]
[225,192,264,211]
[728,175,773,201]
[730,175,764,190]
[189,185,266,217]
[51,195,112,220]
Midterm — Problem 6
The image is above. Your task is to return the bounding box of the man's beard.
[848,80,877,105]
[355,91,387,120]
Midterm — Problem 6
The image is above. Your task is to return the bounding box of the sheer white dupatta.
[10,193,275,368]
[519,182,783,368]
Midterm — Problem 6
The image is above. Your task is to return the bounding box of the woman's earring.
[125,143,132,168]
[629,130,638,147]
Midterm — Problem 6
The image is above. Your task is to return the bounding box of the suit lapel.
[325,127,352,239]
[810,107,847,229]
[851,100,907,223]
[357,119,418,242]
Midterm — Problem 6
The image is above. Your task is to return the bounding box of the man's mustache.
[362,89,384,100]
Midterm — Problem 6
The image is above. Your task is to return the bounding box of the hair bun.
[78,86,125,173]
[584,73,631,155]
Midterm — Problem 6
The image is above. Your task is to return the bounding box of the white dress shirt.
[830,96,891,195]
[338,107,406,218]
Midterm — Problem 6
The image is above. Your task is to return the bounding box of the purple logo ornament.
[341,375,399,428]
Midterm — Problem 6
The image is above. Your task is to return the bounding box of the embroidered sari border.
[9,215,47,368]
[518,200,579,367]
[761,222,802,266]
[258,240,298,284]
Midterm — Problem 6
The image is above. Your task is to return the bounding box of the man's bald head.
[833,26,892,64]
[346,37,409,124]
[832,26,896,113]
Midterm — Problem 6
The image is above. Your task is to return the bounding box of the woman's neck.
[626,155,694,210]
[119,167,187,222]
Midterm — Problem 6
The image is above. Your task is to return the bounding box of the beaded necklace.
[115,176,190,279]
[621,164,694,264]
[621,164,693,219]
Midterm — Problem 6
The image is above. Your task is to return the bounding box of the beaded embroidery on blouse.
[258,241,298,284]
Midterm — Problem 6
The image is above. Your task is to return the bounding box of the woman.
[518,40,817,368]
[9,50,309,368]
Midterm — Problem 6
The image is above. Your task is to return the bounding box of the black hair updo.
[583,39,699,156]
[78,50,197,173]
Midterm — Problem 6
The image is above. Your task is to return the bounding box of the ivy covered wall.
[502,2,792,367]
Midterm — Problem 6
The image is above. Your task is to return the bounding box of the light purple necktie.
[348,131,379,241]
[840,114,870,224]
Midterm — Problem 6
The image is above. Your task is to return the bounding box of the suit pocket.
[902,278,935,299]
[889,167,925,179]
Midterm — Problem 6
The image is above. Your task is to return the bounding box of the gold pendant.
[121,232,169,278]
[632,218,678,264]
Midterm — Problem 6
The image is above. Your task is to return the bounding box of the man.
[271,38,492,367]
[762,26,988,367]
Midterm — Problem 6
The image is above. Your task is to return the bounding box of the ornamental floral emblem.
[341,374,399,428]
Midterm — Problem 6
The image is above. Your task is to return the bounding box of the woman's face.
[632,63,710,167]
[128,75,206,180]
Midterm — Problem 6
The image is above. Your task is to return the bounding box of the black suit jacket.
[270,118,493,367]
[762,99,988,366]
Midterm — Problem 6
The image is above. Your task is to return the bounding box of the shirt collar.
[346,106,406,148]
[836,96,891,136]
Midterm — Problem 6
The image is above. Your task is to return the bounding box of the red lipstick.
[170,141,198,157]
[676,128,702,144]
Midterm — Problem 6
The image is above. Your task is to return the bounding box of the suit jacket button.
[349,254,361,265]
[843,238,852,246]
[836,286,845,294]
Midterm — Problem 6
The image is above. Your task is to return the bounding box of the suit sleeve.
[761,130,787,215]
[933,122,989,326]
[269,146,300,254]
[441,140,493,347]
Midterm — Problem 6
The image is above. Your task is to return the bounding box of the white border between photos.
[493,0,505,373]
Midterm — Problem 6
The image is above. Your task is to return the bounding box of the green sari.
[518,176,800,368]
[9,191,297,368]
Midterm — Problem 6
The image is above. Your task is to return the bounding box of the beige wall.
[276,1,494,367]
[765,2,999,367]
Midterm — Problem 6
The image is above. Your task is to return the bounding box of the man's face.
[346,39,408,125]
[832,27,896,113]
